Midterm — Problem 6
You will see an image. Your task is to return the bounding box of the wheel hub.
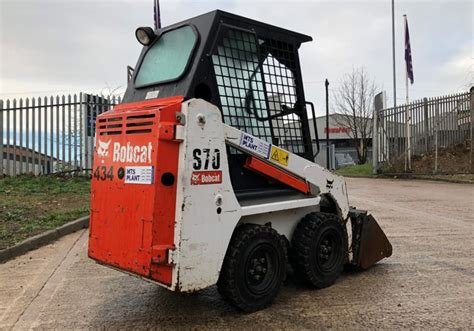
[248,256,268,282]
[316,230,340,271]
[245,244,278,295]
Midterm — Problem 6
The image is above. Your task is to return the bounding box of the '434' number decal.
[93,166,114,181]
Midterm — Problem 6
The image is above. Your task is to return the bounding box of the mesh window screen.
[212,27,305,154]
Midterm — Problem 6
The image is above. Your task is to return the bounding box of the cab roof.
[158,10,313,46]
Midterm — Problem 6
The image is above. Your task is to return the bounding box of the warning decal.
[270,146,289,166]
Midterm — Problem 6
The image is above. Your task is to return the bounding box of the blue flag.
[404,17,414,84]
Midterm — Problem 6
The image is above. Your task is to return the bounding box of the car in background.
[335,153,356,169]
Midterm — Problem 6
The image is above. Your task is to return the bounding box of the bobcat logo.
[326,179,334,189]
[97,139,111,157]
[191,173,201,184]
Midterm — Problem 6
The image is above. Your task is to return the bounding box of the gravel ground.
[1,178,473,330]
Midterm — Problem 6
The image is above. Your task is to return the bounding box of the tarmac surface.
[1,178,473,329]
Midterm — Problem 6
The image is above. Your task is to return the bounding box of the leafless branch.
[332,67,378,164]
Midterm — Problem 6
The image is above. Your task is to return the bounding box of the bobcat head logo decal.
[97,139,111,157]
[326,179,334,189]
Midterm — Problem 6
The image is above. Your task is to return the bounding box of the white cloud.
[0,0,471,115]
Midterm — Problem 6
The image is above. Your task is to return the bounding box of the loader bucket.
[349,209,392,269]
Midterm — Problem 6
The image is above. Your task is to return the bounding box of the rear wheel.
[217,224,287,312]
[291,212,347,288]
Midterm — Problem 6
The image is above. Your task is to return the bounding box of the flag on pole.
[404,15,414,84]
[154,0,161,30]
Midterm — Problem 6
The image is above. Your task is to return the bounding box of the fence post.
[55,95,60,173]
[12,99,17,176]
[62,95,66,172]
[434,101,439,174]
[19,98,23,174]
[470,86,473,173]
[31,98,36,174]
[89,95,96,172]
[25,98,30,174]
[67,94,71,171]
[423,97,429,153]
[49,96,54,174]
[405,102,412,171]
[6,100,11,176]
[0,100,3,176]
[373,92,386,174]
[372,104,378,174]
[81,93,89,173]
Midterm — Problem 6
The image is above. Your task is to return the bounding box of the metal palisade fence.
[0,93,121,176]
[373,88,473,173]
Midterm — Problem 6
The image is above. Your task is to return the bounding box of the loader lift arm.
[223,123,392,268]
[223,124,350,218]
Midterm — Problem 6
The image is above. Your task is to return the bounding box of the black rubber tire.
[217,224,287,313]
[290,212,347,288]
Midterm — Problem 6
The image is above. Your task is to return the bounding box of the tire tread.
[291,212,347,288]
[217,224,287,312]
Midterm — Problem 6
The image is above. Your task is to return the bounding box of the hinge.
[175,112,186,125]
[151,245,175,265]
[174,125,185,142]
[158,124,175,141]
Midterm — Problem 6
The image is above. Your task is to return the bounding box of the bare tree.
[333,68,377,164]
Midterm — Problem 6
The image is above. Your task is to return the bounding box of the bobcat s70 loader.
[88,10,392,312]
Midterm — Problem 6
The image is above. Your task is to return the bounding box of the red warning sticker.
[191,171,222,185]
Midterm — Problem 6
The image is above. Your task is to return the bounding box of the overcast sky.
[0,0,472,115]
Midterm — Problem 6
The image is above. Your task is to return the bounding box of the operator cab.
[124,10,319,195]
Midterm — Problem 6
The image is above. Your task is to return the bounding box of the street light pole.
[325,79,330,169]
[391,0,397,108]
[154,0,161,30]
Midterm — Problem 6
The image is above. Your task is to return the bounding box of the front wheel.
[217,224,287,312]
[291,212,347,288]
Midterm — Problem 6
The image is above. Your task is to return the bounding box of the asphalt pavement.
[1,178,473,329]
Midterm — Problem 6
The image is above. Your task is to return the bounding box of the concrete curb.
[0,216,89,264]
[378,174,474,184]
[342,174,474,184]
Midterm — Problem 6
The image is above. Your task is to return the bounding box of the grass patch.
[335,163,373,177]
[0,175,90,250]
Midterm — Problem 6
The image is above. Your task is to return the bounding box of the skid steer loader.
[88,10,392,312]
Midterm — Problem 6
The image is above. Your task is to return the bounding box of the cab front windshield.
[135,25,196,87]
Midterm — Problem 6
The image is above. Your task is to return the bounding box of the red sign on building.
[324,127,351,134]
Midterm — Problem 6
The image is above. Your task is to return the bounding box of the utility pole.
[325,79,330,169]
[391,0,398,155]
[391,0,397,109]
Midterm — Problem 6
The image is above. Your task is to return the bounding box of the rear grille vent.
[97,113,157,135]
[125,114,156,135]
[98,117,123,136]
